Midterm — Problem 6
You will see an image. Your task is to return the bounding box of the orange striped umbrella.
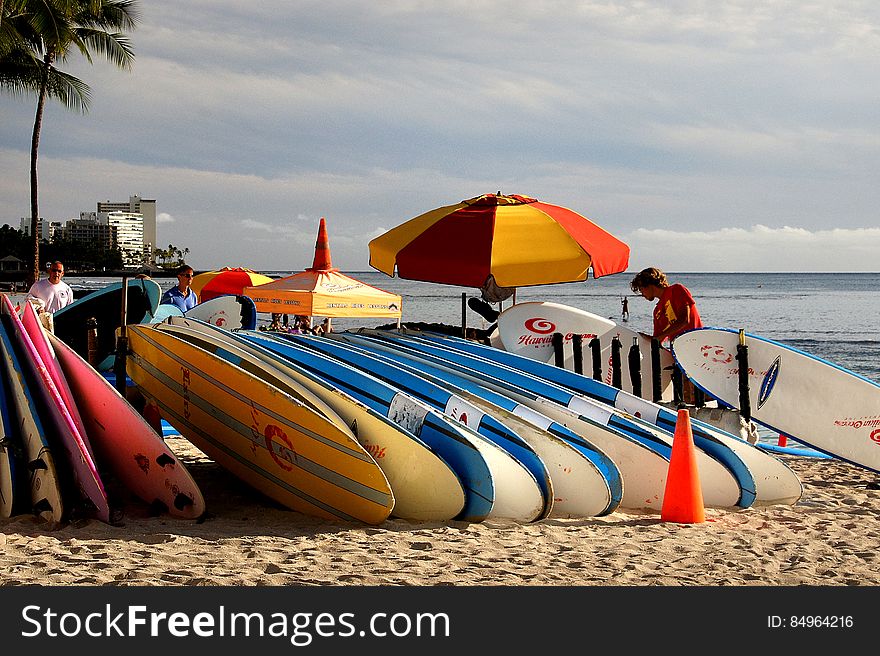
[368,193,630,289]
[190,267,274,302]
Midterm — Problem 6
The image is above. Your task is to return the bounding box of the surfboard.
[125,324,394,524]
[155,318,466,521]
[240,331,498,523]
[149,304,184,323]
[280,332,550,522]
[422,331,803,507]
[672,327,880,473]
[0,311,64,523]
[496,301,674,401]
[343,330,744,511]
[184,294,257,330]
[20,300,94,460]
[54,278,161,370]
[47,331,206,519]
[156,321,356,437]
[330,332,623,519]
[0,338,21,517]
[1,295,111,523]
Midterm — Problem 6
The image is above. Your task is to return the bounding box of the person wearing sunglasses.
[26,261,74,314]
[160,263,199,312]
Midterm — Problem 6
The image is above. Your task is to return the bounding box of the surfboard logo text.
[699,345,733,364]
[363,443,387,459]
[834,418,880,430]
[264,424,295,472]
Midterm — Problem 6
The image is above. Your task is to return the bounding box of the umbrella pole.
[461,292,467,337]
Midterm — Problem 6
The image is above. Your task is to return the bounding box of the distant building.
[106,211,144,268]
[19,218,62,241]
[15,194,159,269]
[97,195,157,264]
[65,214,113,250]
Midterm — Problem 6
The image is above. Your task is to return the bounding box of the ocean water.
[64,271,880,383]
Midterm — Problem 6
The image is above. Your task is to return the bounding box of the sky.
[1,1,879,274]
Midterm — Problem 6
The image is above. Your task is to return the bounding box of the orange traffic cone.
[661,408,705,524]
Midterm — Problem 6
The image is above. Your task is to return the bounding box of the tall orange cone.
[309,217,333,271]
[661,408,705,523]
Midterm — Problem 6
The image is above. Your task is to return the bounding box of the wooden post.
[552,332,565,368]
[611,335,622,389]
[590,337,602,380]
[572,334,583,375]
[736,329,752,422]
[628,337,642,398]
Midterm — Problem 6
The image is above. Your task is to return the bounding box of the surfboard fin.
[28,457,48,471]
[32,497,53,514]
[155,453,176,468]
[173,493,194,511]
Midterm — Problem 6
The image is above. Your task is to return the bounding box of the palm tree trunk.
[29,56,50,287]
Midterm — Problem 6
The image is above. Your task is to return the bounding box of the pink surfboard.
[0,296,110,523]
[21,301,94,459]
[47,331,206,519]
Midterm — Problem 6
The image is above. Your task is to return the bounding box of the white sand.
[2,436,878,586]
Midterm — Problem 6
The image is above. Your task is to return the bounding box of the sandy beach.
[2,435,878,587]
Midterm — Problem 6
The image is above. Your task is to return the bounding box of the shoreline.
[2,439,877,586]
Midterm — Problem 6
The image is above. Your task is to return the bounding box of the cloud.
[626,225,880,272]
[156,212,175,223]
[1,2,879,273]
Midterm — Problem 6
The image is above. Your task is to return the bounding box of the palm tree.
[0,0,138,285]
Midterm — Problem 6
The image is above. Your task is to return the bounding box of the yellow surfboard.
[125,325,393,524]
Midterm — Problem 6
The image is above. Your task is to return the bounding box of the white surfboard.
[185,294,257,330]
[672,327,880,473]
[497,301,673,401]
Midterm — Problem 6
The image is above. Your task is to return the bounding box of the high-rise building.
[105,211,144,268]
[65,214,113,248]
[97,195,157,264]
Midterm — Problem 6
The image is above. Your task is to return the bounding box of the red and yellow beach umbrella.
[190,267,274,302]
[368,193,630,289]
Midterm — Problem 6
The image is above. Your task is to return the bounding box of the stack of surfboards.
[0,293,205,524]
[120,316,806,523]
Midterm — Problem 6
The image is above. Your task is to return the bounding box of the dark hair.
[174,264,194,276]
[630,267,668,293]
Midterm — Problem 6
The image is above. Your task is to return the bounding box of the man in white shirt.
[27,261,74,313]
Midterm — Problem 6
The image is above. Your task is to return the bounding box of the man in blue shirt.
[161,264,198,312]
